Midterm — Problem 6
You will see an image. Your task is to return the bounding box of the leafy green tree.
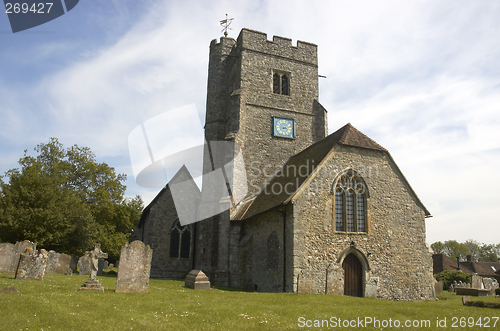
[442,240,469,260]
[431,241,445,254]
[0,138,142,258]
[479,244,499,262]
[435,270,471,290]
[463,239,481,261]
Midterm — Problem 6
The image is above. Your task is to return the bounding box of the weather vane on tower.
[220,14,234,37]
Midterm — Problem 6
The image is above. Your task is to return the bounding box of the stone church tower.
[203,28,328,196]
[131,28,436,301]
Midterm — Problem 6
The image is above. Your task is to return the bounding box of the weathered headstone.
[0,241,36,275]
[482,278,496,295]
[78,254,91,275]
[15,248,48,280]
[115,241,152,293]
[434,280,444,295]
[471,274,483,289]
[107,263,114,270]
[185,270,210,290]
[79,244,108,292]
[46,250,59,273]
[45,251,72,275]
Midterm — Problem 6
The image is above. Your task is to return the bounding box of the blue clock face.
[273,117,294,138]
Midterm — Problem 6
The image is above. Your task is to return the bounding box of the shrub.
[434,270,471,290]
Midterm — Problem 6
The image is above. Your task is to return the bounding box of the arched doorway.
[342,253,363,297]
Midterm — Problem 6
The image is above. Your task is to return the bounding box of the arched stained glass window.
[335,189,344,231]
[169,220,192,259]
[333,170,368,233]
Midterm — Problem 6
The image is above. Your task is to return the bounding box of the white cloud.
[1,0,499,244]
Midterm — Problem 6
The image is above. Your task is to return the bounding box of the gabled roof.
[233,123,429,220]
[135,165,199,228]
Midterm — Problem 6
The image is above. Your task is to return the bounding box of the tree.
[431,241,445,254]
[435,270,471,290]
[479,244,499,262]
[0,138,142,258]
[431,240,499,262]
[441,240,469,260]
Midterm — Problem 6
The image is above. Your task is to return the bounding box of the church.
[130,28,436,301]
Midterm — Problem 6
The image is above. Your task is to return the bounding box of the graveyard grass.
[1,272,500,330]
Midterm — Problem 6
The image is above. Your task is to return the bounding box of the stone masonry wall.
[236,29,324,194]
[143,186,193,279]
[292,145,435,301]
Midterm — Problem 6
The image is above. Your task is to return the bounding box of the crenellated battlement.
[209,28,317,66]
[237,28,317,66]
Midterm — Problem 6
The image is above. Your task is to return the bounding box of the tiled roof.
[233,123,428,220]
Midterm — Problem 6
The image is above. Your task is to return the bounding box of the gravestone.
[46,250,59,273]
[97,259,107,275]
[79,244,108,292]
[46,251,72,275]
[78,254,91,275]
[115,241,152,293]
[434,280,444,295]
[15,248,48,280]
[108,263,114,270]
[471,274,483,289]
[482,278,496,295]
[70,255,79,273]
[185,270,210,290]
[0,241,36,275]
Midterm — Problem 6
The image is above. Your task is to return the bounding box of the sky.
[1,0,499,245]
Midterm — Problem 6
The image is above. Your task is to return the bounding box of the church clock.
[273,117,295,139]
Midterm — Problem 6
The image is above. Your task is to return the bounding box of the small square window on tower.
[272,70,290,96]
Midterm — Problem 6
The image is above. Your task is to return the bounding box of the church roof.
[135,165,199,229]
[233,123,429,220]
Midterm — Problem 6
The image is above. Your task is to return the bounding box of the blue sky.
[1,0,499,245]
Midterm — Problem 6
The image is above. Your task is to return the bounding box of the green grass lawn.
[1,272,499,330]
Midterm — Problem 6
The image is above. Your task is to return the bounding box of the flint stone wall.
[15,248,48,280]
[115,241,153,293]
[291,146,436,301]
[0,241,36,275]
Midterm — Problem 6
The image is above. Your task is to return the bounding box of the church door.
[342,253,363,297]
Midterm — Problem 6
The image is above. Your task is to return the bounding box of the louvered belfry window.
[334,170,368,233]
[272,71,290,95]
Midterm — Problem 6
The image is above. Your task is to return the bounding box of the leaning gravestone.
[15,248,48,280]
[115,241,152,293]
[0,240,37,275]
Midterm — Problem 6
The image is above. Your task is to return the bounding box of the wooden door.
[342,253,363,297]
